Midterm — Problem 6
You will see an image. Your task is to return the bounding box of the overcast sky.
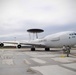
[0,0,76,41]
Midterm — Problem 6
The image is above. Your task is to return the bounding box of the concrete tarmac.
[0,48,76,75]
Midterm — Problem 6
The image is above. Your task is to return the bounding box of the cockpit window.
[69,33,76,35]
[74,33,76,35]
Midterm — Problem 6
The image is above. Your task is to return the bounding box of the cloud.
[0,0,75,24]
[0,0,76,41]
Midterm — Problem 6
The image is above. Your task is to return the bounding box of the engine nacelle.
[17,44,21,48]
[0,43,4,47]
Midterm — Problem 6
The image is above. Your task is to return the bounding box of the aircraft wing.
[19,42,46,47]
[0,41,19,47]
[0,41,46,47]
[2,41,19,44]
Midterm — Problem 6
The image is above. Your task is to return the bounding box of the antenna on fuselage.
[27,28,44,40]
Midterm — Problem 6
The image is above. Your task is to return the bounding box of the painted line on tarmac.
[2,59,14,65]
[24,59,31,65]
[31,65,76,75]
[31,58,47,64]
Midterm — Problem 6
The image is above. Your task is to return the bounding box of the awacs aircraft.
[0,31,76,51]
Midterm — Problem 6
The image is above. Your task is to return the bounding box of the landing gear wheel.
[17,44,21,49]
[45,48,50,51]
[31,48,35,51]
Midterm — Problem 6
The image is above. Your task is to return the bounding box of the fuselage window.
[69,33,76,39]
[72,36,75,38]
[69,37,70,39]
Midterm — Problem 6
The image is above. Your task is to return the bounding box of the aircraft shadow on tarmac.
[15,49,62,53]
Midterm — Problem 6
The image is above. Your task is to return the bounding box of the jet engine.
[0,43,4,47]
[17,44,21,48]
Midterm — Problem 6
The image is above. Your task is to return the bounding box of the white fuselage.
[31,31,76,48]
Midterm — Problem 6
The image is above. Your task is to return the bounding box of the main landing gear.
[31,48,50,51]
[45,48,50,51]
[31,48,35,51]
